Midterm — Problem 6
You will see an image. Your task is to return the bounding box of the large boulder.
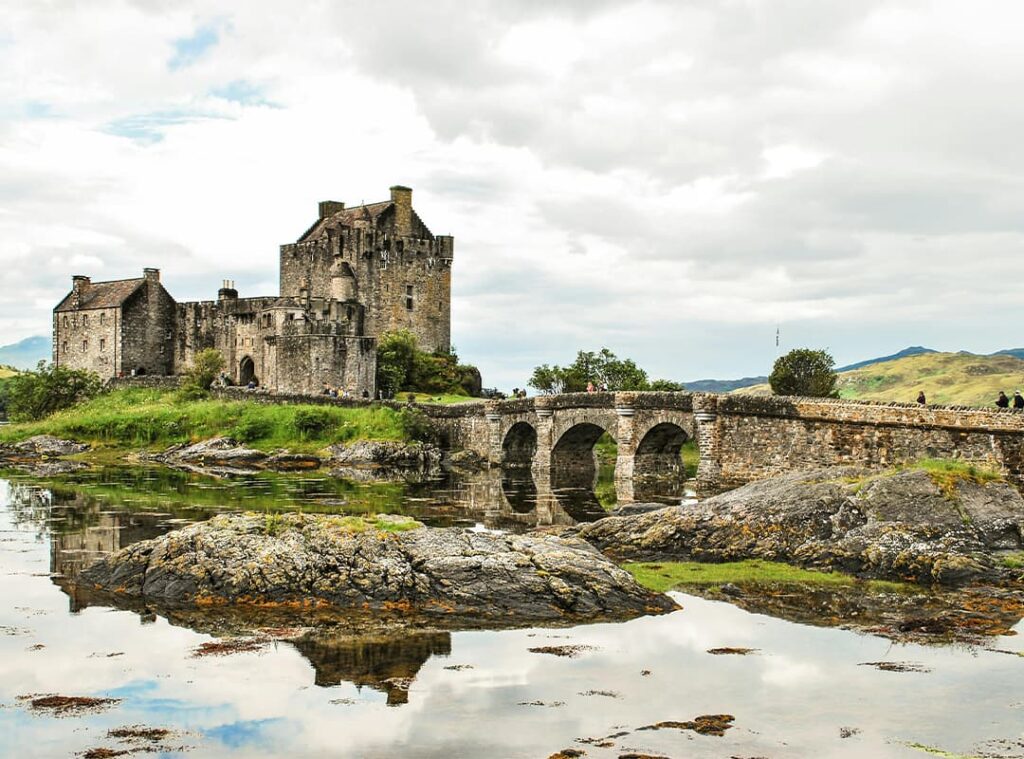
[575,466,1024,585]
[0,435,89,475]
[78,513,677,623]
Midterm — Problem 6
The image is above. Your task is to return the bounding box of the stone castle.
[52,186,452,395]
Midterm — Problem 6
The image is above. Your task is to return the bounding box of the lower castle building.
[53,186,453,395]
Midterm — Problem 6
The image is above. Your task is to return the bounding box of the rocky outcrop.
[78,513,677,622]
[0,435,89,475]
[326,441,442,480]
[148,437,320,476]
[575,466,1024,585]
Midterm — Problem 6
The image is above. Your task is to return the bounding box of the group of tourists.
[586,381,609,393]
[320,385,369,399]
[509,388,528,399]
[916,390,1024,409]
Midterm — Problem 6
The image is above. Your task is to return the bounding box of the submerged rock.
[327,440,442,469]
[575,466,1024,585]
[78,513,677,623]
[150,438,320,476]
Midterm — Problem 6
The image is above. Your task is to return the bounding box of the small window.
[62,341,68,354]
[100,313,106,325]
[99,338,106,351]
[82,340,88,351]
[62,316,68,329]
[405,285,414,311]
[83,314,89,327]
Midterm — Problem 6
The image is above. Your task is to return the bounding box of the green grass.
[1000,552,1024,569]
[399,392,480,405]
[908,458,1003,497]
[259,512,422,537]
[623,559,909,593]
[0,367,16,380]
[0,388,409,452]
[736,351,1024,407]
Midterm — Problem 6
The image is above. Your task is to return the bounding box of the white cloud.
[2,0,1023,387]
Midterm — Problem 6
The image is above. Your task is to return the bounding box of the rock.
[574,466,1024,585]
[0,435,89,476]
[78,513,677,623]
[327,440,442,469]
[151,437,268,475]
[610,502,666,516]
[13,435,89,456]
[444,449,488,471]
[264,452,321,471]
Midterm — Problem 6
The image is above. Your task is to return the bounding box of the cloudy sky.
[1,1,1022,387]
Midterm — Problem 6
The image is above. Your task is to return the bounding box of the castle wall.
[53,306,119,379]
[267,334,376,395]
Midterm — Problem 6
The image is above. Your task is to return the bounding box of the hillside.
[736,352,1024,407]
[0,336,49,370]
[0,367,16,380]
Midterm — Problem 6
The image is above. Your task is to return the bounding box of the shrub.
[180,348,225,398]
[232,415,273,443]
[5,362,103,421]
[397,407,436,443]
[293,408,335,439]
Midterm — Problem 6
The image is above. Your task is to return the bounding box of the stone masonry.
[53,186,452,395]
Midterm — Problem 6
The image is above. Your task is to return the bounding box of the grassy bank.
[624,559,908,592]
[0,388,413,453]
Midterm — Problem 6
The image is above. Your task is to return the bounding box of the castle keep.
[53,186,453,395]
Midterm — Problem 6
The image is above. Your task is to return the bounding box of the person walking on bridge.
[917,391,926,405]
[1014,391,1024,410]
[996,391,1010,408]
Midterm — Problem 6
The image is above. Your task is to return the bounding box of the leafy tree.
[180,348,225,398]
[376,330,481,396]
[769,348,839,397]
[528,348,683,394]
[5,361,102,421]
[648,378,685,391]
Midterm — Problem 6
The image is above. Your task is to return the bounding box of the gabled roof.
[54,278,145,312]
[298,200,394,242]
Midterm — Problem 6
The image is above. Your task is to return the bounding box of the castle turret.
[390,185,412,237]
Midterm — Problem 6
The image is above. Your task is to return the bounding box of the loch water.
[0,468,1022,758]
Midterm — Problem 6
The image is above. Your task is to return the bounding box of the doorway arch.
[239,356,256,386]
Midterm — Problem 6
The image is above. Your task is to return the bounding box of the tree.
[5,361,102,421]
[528,348,683,394]
[376,331,482,397]
[769,348,838,397]
[180,349,225,398]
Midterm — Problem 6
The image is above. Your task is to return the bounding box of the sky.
[1,1,1023,389]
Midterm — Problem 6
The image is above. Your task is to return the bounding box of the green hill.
[736,352,1024,408]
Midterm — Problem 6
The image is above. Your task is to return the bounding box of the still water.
[0,468,1022,758]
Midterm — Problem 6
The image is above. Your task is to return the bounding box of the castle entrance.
[239,356,256,386]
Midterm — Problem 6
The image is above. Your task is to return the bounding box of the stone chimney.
[319,200,345,219]
[143,267,160,283]
[218,279,238,301]
[390,185,412,237]
[71,275,90,308]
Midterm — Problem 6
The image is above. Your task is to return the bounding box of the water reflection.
[2,477,1024,758]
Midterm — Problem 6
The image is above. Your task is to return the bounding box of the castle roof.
[298,200,394,243]
[54,277,145,312]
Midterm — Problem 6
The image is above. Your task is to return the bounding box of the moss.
[623,559,910,593]
[902,742,986,759]
[1000,552,1024,569]
[909,458,1002,498]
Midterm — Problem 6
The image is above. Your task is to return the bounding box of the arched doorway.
[501,422,537,469]
[239,356,256,386]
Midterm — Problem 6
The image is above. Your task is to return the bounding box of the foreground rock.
[327,440,441,471]
[576,466,1024,585]
[0,435,89,475]
[79,513,677,623]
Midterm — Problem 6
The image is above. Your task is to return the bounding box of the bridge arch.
[501,422,537,469]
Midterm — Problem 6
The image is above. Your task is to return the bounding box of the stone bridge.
[432,391,1024,501]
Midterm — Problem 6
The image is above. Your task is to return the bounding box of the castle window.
[405,285,414,311]
[62,316,68,329]
[82,314,89,327]
[82,340,88,351]
[62,341,67,354]
[99,338,106,351]
[100,313,106,325]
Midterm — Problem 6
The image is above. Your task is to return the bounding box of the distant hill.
[835,345,937,372]
[0,336,49,370]
[684,376,768,393]
[736,351,1024,407]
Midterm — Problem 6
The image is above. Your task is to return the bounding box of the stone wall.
[107,375,182,390]
[118,277,176,377]
[53,306,120,379]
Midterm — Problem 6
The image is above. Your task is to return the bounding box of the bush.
[769,348,839,398]
[180,348,225,398]
[232,414,273,443]
[376,330,480,397]
[293,408,335,439]
[397,407,436,443]
[5,362,103,421]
